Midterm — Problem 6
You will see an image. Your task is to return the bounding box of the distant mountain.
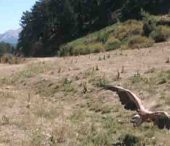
[0,28,21,45]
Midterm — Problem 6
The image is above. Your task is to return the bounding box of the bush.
[71,44,89,55]
[105,37,121,51]
[150,26,170,42]
[88,43,105,53]
[128,35,154,49]
[113,134,142,146]
[96,32,110,44]
[0,53,24,64]
[142,10,157,36]
[57,45,72,56]
[114,20,143,40]
[59,43,105,56]
[122,134,140,146]
[73,43,104,55]
[0,42,14,55]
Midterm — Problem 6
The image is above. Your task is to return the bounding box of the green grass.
[58,24,118,56]
[58,20,151,56]
[58,14,170,57]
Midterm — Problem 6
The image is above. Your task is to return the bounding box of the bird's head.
[131,114,143,127]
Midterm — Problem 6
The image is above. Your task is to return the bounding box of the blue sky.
[0,0,37,33]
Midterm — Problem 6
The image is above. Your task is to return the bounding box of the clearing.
[0,43,169,145]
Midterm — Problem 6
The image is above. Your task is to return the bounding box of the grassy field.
[58,20,154,56]
[0,42,169,145]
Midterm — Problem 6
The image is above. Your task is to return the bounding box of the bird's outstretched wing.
[152,111,170,130]
[103,85,145,112]
[103,85,170,130]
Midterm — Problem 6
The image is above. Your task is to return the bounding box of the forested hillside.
[17,0,170,56]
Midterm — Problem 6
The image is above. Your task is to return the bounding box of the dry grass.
[0,54,24,64]
[127,35,154,49]
[0,43,169,145]
[114,20,143,41]
[150,25,170,42]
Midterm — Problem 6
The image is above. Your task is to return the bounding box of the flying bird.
[103,85,170,130]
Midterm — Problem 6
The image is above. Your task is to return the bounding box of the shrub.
[59,43,105,56]
[113,134,142,146]
[71,44,89,55]
[128,35,154,49]
[142,10,157,36]
[114,20,143,40]
[0,53,24,64]
[150,25,170,42]
[88,43,105,53]
[75,43,104,55]
[0,42,13,55]
[96,32,110,44]
[58,45,72,56]
[105,37,121,51]
[121,134,141,146]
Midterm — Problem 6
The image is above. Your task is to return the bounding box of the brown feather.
[153,112,170,130]
[118,91,137,110]
[103,85,144,112]
[103,85,170,130]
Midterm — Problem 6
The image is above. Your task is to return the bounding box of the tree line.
[0,42,15,56]
[17,0,170,57]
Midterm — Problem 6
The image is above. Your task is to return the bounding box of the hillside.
[0,28,21,45]
[18,0,170,57]
[0,43,169,145]
[59,16,170,57]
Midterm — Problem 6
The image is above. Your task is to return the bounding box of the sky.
[0,0,37,34]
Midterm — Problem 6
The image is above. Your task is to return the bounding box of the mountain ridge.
[0,28,21,45]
